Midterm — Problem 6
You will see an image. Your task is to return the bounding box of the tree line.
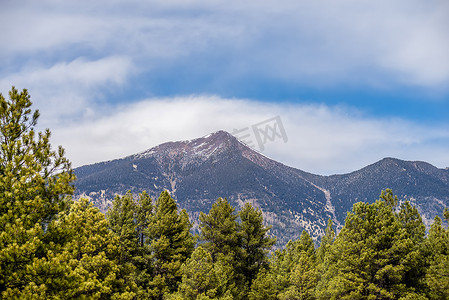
[1,87,448,299]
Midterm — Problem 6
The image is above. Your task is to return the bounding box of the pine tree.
[199,198,243,298]
[316,190,426,299]
[267,248,290,294]
[316,219,335,264]
[149,190,195,299]
[426,213,449,300]
[42,198,136,299]
[278,251,318,300]
[107,191,139,287]
[396,200,427,295]
[238,202,276,288]
[248,268,277,300]
[134,191,155,297]
[136,191,153,249]
[176,246,236,299]
[0,87,75,297]
[397,200,426,243]
[275,231,317,299]
[177,246,217,299]
[251,230,317,299]
[280,231,315,278]
[199,198,240,262]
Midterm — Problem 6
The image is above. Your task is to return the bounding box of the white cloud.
[2,0,449,89]
[2,56,132,88]
[1,0,448,174]
[50,96,449,174]
[0,56,134,123]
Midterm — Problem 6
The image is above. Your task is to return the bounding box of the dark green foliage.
[134,191,155,296]
[278,252,318,300]
[175,246,236,299]
[198,197,243,298]
[426,214,449,299]
[281,231,315,274]
[248,268,277,300]
[107,190,158,298]
[149,190,195,298]
[397,200,428,294]
[107,191,140,286]
[106,190,195,299]
[397,200,426,242]
[136,191,153,248]
[106,190,161,298]
[316,219,335,264]
[199,197,240,262]
[264,230,318,299]
[316,189,427,299]
[177,246,217,299]
[238,202,276,287]
[199,199,277,299]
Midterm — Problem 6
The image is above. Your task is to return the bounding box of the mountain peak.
[202,130,235,140]
[378,157,402,165]
[133,130,242,163]
[191,130,240,149]
[375,157,439,174]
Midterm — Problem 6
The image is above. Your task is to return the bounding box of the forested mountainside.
[3,88,449,299]
[74,131,449,244]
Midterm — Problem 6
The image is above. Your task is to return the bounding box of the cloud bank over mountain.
[52,96,449,175]
[1,0,448,174]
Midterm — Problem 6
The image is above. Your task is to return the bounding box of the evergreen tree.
[199,198,243,298]
[280,231,315,278]
[250,230,317,299]
[0,87,75,297]
[107,191,139,287]
[134,191,155,297]
[278,251,318,300]
[396,200,427,294]
[199,198,240,262]
[136,191,153,249]
[238,202,276,288]
[316,190,426,299]
[107,190,155,298]
[316,219,335,264]
[176,246,236,299]
[276,231,317,299]
[248,268,277,300]
[426,212,449,300]
[268,248,290,294]
[149,190,195,299]
[43,198,135,299]
[397,200,426,243]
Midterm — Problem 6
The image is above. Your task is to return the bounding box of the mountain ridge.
[74,130,449,244]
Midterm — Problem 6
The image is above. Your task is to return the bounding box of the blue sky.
[1,0,448,174]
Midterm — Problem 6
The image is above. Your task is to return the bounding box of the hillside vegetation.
[1,87,448,299]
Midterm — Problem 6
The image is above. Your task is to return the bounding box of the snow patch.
[170,177,177,194]
[134,148,156,159]
[301,179,340,227]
